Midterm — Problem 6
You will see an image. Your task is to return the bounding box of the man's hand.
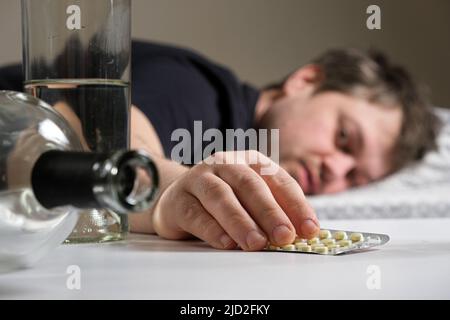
[152,150,320,251]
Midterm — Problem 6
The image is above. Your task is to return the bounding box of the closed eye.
[336,126,352,154]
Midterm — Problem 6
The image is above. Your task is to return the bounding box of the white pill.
[295,242,309,250]
[337,239,353,247]
[311,243,325,250]
[321,238,336,246]
[307,237,320,245]
[319,230,332,239]
[333,231,348,240]
[300,245,312,252]
[327,244,340,249]
[314,246,329,254]
[350,233,364,242]
[268,245,279,250]
[282,244,296,251]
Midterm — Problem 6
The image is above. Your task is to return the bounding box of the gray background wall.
[1,0,449,106]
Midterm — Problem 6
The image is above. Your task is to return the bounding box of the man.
[0,41,439,251]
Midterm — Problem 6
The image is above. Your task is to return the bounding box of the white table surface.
[1,218,450,300]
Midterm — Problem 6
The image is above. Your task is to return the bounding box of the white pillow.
[308,108,450,220]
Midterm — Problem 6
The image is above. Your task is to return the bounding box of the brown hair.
[271,48,441,173]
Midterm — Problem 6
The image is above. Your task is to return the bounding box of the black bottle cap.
[31,150,108,209]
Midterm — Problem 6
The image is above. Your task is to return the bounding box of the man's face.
[260,68,403,195]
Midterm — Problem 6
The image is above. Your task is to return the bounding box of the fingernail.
[300,219,319,237]
[246,230,267,250]
[220,234,234,248]
[272,225,294,245]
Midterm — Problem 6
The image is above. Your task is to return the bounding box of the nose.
[321,151,356,183]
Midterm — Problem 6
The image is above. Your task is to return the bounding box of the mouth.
[296,161,319,195]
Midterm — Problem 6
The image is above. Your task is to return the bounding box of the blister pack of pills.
[264,229,390,255]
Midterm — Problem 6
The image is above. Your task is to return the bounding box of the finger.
[214,164,296,246]
[189,171,268,251]
[177,193,237,250]
[247,152,320,239]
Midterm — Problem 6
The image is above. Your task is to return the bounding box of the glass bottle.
[0,91,158,272]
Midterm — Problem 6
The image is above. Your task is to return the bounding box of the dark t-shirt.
[0,41,260,162]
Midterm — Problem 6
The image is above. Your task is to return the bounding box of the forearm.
[128,154,189,234]
[128,105,189,234]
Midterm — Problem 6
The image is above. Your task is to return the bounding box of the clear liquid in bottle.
[25,79,131,243]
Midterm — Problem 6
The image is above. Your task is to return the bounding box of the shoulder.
[131,40,240,89]
[0,64,23,92]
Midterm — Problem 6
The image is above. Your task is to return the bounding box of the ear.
[283,64,322,96]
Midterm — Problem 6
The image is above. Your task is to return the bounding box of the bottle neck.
[31,150,159,214]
